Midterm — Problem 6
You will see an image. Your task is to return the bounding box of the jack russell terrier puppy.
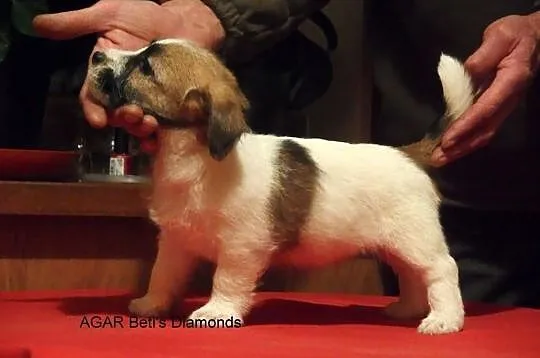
[87,38,474,335]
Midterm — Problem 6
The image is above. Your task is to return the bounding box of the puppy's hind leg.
[383,213,464,334]
[129,230,197,318]
[383,255,430,320]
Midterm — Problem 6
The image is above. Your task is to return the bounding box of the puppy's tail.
[400,53,475,168]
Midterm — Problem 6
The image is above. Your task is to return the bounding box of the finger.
[140,114,159,136]
[464,32,513,82]
[123,115,158,138]
[140,138,158,154]
[32,2,115,39]
[95,36,118,51]
[431,147,448,166]
[80,81,108,128]
[110,105,145,127]
[105,29,150,49]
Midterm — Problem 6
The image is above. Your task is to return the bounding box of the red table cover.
[0,290,538,358]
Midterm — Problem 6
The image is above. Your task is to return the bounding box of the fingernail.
[124,114,139,123]
[447,147,464,157]
[432,151,448,165]
[442,138,456,150]
[89,116,106,128]
[439,148,466,165]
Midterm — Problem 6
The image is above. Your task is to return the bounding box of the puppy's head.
[86,39,249,161]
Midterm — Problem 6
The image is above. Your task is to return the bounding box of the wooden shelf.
[0,180,151,217]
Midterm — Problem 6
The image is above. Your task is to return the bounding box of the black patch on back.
[268,139,320,249]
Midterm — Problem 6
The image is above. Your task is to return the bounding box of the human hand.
[432,12,540,165]
[33,0,225,153]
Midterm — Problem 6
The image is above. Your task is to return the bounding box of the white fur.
[103,48,136,76]
[118,42,473,335]
[437,53,475,121]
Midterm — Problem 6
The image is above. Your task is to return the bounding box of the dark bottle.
[108,128,132,176]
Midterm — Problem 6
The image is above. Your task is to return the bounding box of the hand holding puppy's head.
[86,39,249,160]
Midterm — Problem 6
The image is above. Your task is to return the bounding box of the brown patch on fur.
[399,138,442,197]
[178,88,212,123]
[124,42,249,123]
[268,139,320,249]
[398,138,441,170]
[203,82,250,160]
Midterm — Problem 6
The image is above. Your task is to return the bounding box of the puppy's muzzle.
[96,68,126,109]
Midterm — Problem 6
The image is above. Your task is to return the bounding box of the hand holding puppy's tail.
[400,54,476,168]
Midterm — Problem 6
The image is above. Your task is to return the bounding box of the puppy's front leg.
[188,248,271,326]
[129,231,196,317]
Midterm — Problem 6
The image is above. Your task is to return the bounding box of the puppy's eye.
[139,58,154,76]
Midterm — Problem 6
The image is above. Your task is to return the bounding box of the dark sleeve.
[200,0,330,64]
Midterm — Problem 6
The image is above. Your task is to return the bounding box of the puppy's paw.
[384,301,429,320]
[129,296,171,318]
[417,313,463,335]
[188,302,244,327]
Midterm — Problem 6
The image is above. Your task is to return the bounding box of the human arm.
[33,0,329,152]
[432,8,540,165]
[198,0,330,64]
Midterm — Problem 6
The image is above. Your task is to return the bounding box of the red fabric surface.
[0,290,538,358]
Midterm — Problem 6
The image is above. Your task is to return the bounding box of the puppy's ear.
[205,84,249,161]
[179,84,248,160]
[178,87,212,123]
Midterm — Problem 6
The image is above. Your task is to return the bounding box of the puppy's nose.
[91,51,106,65]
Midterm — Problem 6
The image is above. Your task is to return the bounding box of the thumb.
[464,31,511,83]
[32,2,115,40]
